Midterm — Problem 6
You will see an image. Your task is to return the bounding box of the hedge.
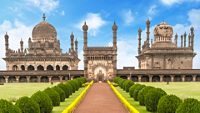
[129,84,141,97]
[157,95,182,113]
[52,86,65,102]
[0,99,21,113]
[145,88,167,112]
[122,80,134,92]
[58,83,69,98]
[44,88,60,106]
[138,86,155,106]
[15,96,40,113]
[31,91,53,113]
[132,85,145,101]
[176,98,200,113]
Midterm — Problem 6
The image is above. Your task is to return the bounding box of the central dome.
[32,21,57,41]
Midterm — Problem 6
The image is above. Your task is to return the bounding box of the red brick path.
[73,83,128,113]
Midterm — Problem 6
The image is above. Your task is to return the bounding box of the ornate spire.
[138,28,142,54]
[175,33,178,46]
[70,32,74,51]
[82,21,88,31]
[112,21,117,49]
[82,21,88,49]
[146,19,150,48]
[42,13,46,21]
[184,32,187,48]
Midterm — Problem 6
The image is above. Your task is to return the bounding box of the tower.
[175,33,178,46]
[4,32,9,56]
[20,39,23,52]
[70,32,74,51]
[146,19,150,48]
[112,22,118,49]
[190,27,194,50]
[138,28,142,54]
[184,32,186,48]
[82,22,88,50]
[75,38,78,55]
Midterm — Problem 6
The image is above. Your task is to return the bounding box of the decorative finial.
[42,13,46,21]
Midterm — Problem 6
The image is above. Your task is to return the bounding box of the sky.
[0,0,200,70]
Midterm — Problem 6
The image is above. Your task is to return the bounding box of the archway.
[131,76,138,82]
[47,65,54,70]
[30,76,37,82]
[141,75,149,82]
[19,76,27,82]
[41,76,48,82]
[119,75,128,79]
[0,76,5,83]
[163,75,171,82]
[12,65,18,71]
[196,75,200,81]
[152,76,160,82]
[8,76,16,83]
[52,76,60,82]
[62,65,68,70]
[27,65,34,71]
[185,75,192,82]
[56,65,60,70]
[21,65,25,70]
[94,66,106,81]
[174,75,182,82]
[37,65,44,70]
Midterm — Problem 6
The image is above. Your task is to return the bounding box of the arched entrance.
[94,66,106,81]
[37,65,44,70]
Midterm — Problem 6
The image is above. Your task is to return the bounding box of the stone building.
[3,14,80,72]
[137,20,196,69]
[82,22,117,81]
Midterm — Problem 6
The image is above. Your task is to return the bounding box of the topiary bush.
[129,84,141,97]
[0,99,21,113]
[15,96,40,113]
[145,88,167,112]
[176,98,200,113]
[52,86,65,102]
[157,95,182,113]
[125,80,134,92]
[64,83,73,97]
[113,77,121,84]
[118,79,126,88]
[133,85,146,101]
[44,88,60,106]
[31,91,53,113]
[138,86,155,106]
[58,83,69,98]
[67,80,77,93]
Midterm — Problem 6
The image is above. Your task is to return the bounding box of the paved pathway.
[73,82,128,113]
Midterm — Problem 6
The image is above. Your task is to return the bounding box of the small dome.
[82,22,88,31]
[154,22,173,42]
[32,21,57,41]
[112,22,118,31]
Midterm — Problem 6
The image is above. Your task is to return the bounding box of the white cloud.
[0,20,33,70]
[77,13,106,36]
[60,10,65,16]
[122,9,134,25]
[188,9,200,28]
[148,5,157,20]
[26,0,59,13]
[160,0,200,6]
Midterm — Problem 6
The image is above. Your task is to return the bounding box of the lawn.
[0,83,57,101]
[140,82,200,100]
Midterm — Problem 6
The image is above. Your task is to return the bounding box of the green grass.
[52,87,85,113]
[0,83,57,100]
[115,86,150,113]
[140,82,200,100]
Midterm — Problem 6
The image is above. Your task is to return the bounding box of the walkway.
[73,82,128,113]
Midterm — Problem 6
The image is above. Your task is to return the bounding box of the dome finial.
[42,13,46,21]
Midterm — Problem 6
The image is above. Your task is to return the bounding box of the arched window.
[27,65,34,71]
[21,65,25,70]
[47,65,54,70]
[62,65,69,70]
[37,65,44,70]
[56,65,60,70]
[12,65,18,71]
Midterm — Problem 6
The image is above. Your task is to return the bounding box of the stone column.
[26,76,30,83]
[138,75,141,82]
[149,75,152,82]
[181,75,185,82]
[59,76,63,82]
[48,76,52,83]
[159,75,163,82]
[37,76,41,83]
[171,75,174,82]
[15,76,20,83]
[192,75,196,82]
[4,76,9,83]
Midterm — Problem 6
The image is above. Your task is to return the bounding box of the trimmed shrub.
[125,80,134,92]
[133,85,145,101]
[129,84,141,97]
[157,95,182,113]
[44,88,60,106]
[64,83,73,97]
[113,77,121,84]
[58,83,69,98]
[67,80,77,92]
[0,99,21,113]
[176,98,200,113]
[138,86,155,106]
[145,88,167,112]
[53,86,65,102]
[31,91,53,113]
[16,96,40,113]
[118,79,126,88]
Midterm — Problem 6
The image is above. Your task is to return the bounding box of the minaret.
[82,22,88,50]
[20,39,23,52]
[70,32,74,51]
[175,33,178,46]
[190,27,194,50]
[146,19,150,48]
[42,13,46,21]
[4,32,9,56]
[181,35,183,48]
[75,38,78,55]
[28,37,31,48]
[184,32,187,48]
[138,28,142,54]
[112,22,118,49]
[188,33,191,47]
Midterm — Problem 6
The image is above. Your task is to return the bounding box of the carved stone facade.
[82,22,117,81]
[3,14,80,71]
[137,20,196,69]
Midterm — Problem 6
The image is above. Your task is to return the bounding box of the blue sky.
[0,0,200,69]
